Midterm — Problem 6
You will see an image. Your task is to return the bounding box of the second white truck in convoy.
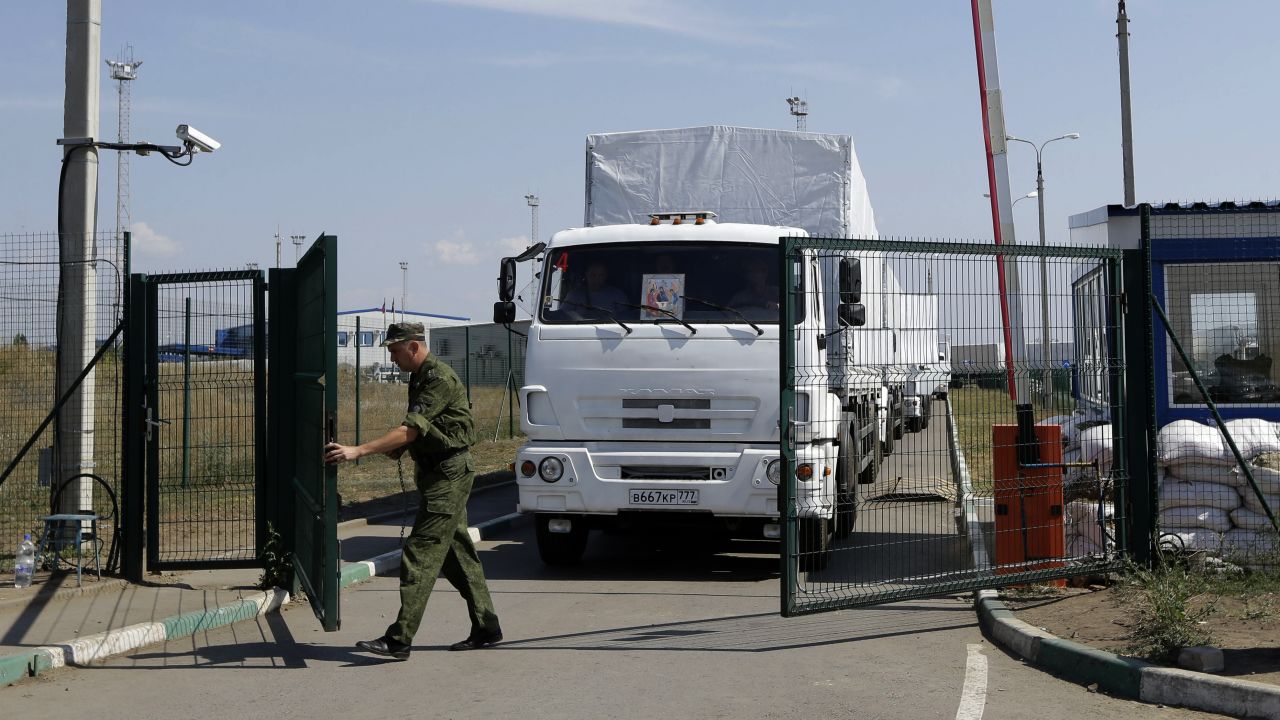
[493,126,929,568]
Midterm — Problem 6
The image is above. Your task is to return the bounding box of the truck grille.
[620,466,727,481]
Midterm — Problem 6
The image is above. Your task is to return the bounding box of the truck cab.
[495,214,863,567]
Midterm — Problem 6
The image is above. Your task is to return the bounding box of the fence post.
[181,297,192,488]
[464,325,472,404]
[354,316,361,464]
[507,327,514,439]
[1121,207,1156,567]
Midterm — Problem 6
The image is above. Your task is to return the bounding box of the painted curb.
[0,511,526,689]
[976,594,1280,718]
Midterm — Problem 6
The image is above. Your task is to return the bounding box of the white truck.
[493,126,902,568]
[899,293,942,433]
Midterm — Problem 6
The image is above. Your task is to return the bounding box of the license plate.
[628,488,699,506]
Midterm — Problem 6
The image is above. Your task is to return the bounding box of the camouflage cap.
[382,321,425,346]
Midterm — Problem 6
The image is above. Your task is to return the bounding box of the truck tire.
[798,517,830,572]
[882,407,896,457]
[921,398,932,430]
[535,514,588,566]
[906,416,921,434]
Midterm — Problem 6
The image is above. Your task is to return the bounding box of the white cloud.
[419,0,766,44]
[129,221,180,256]
[433,238,480,265]
[498,235,530,254]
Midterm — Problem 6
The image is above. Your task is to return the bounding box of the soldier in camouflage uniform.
[324,322,502,660]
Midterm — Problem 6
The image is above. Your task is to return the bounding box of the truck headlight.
[766,459,781,485]
[538,457,564,483]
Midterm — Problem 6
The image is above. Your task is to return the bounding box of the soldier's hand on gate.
[324,442,360,464]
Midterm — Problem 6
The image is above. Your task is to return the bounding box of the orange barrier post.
[992,424,1064,582]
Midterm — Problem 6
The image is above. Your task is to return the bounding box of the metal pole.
[1036,152,1051,407]
[181,297,191,487]
[354,316,361,465]
[400,261,408,323]
[57,0,101,513]
[507,329,514,439]
[1117,1,1136,206]
[275,228,281,269]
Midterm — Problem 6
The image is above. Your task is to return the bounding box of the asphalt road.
[3,488,1220,720]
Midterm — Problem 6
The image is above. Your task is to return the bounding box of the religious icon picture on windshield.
[641,274,685,320]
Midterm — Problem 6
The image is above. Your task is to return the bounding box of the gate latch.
[144,406,171,441]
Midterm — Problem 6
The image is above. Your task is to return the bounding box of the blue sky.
[2,1,1278,322]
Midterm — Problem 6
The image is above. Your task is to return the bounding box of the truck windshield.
[539,243,804,326]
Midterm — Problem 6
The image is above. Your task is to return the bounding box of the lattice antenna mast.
[786,96,808,131]
[525,193,540,247]
[105,46,141,242]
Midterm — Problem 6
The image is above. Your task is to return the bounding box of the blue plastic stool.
[36,514,101,586]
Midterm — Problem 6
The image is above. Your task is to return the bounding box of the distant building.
[336,307,469,370]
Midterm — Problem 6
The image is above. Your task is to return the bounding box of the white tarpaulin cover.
[585,125,878,238]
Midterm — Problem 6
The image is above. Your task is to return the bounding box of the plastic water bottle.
[14,533,35,589]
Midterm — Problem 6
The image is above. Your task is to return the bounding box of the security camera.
[176,124,220,153]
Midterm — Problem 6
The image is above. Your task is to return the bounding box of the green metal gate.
[268,234,340,630]
[781,237,1135,616]
[133,270,267,570]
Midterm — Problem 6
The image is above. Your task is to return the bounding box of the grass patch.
[1116,559,1217,661]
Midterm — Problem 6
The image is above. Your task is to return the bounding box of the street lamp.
[1006,132,1080,405]
[399,261,408,324]
[291,234,306,264]
[524,193,540,247]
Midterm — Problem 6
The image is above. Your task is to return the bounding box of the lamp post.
[524,193,539,247]
[399,261,408,324]
[291,234,306,264]
[1006,132,1080,406]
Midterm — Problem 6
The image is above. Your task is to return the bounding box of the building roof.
[338,308,470,322]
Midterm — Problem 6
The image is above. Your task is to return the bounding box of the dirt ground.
[1006,583,1280,686]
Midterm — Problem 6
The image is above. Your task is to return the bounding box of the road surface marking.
[955,643,988,720]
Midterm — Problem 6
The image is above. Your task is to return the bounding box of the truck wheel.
[798,517,830,572]
[906,416,921,434]
[882,409,896,457]
[921,399,932,430]
[535,514,588,566]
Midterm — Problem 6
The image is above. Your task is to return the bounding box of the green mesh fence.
[0,231,127,574]
[781,237,1129,615]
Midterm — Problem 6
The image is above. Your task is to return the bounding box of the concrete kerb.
[0,503,527,689]
[975,590,1280,718]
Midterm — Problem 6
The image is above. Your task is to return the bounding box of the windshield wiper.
[683,295,764,335]
[555,299,632,334]
[620,302,696,334]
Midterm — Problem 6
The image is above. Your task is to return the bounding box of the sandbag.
[1229,507,1280,531]
[1067,534,1104,558]
[1079,424,1114,475]
[1065,500,1113,547]
[1161,531,1223,553]
[1221,528,1279,560]
[1240,488,1280,516]
[1159,477,1241,511]
[1158,420,1228,465]
[1239,464,1280,495]
[1167,462,1239,485]
[1223,418,1280,459]
[1159,506,1232,532]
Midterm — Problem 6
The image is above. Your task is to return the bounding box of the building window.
[359,331,377,347]
[337,331,349,347]
[1165,262,1280,406]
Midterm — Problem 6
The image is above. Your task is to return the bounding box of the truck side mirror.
[839,257,861,304]
[497,257,517,302]
[838,302,866,328]
[493,301,516,324]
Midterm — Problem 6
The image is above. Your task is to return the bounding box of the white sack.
[1167,462,1238,485]
[1159,477,1241,511]
[1223,418,1280,459]
[1230,507,1280,531]
[1240,489,1280,516]
[1158,420,1228,465]
[1065,500,1113,548]
[1067,534,1105,558]
[1240,465,1280,495]
[1162,531,1223,553]
[1221,528,1279,559]
[1079,424,1114,475]
[1159,506,1232,532]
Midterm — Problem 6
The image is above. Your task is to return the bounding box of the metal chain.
[395,456,409,546]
